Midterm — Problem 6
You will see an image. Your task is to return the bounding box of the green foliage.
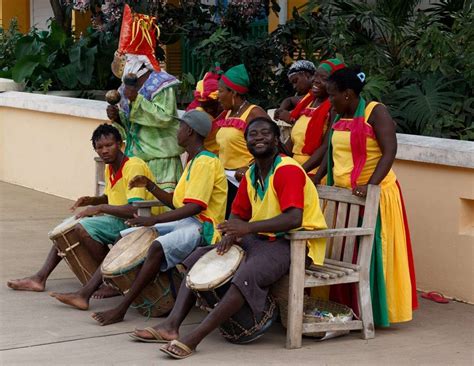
[0,19,118,92]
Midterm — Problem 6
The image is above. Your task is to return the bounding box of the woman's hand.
[274,108,291,123]
[352,185,368,198]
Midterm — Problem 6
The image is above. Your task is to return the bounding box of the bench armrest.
[288,227,374,240]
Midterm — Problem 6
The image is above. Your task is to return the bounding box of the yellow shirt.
[104,156,159,214]
[215,105,256,169]
[291,106,329,175]
[173,151,227,244]
[232,155,327,264]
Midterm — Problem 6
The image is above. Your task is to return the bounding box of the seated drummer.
[50,110,228,325]
[7,124,157,294]
[131,117,327,359]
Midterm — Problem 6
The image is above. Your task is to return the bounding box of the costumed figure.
[108,4,183,200]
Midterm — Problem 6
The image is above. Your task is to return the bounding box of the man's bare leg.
[49,225,111,309]
[132,275,197,341]
[7,246,61,292]
[92,240,165,326]
[49,266,104,310]
[162,284,245,357]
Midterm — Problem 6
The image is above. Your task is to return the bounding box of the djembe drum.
[48,216,102,285]
[186,245,278,344]
[101,227,181,317]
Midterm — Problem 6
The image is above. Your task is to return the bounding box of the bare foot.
[49,292,89,310]
[91,308,126,326]
[7,276,45,292]
[92,285,122,299]
[133,324,179,342]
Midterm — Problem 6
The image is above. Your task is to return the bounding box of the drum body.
[101,227,181,317]
[49,217,101,285]
[186,246,278,344]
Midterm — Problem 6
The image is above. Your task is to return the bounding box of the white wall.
[31,0,53,30]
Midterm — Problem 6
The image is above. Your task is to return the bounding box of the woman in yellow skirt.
[314,67,418,326]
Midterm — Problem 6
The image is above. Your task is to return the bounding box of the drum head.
[101,227,158,276]
[186,245,244,291]
[49,216,81,239]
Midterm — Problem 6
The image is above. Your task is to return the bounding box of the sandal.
[421,291,449,304]
[160,340,195,359]
[129,327,171,343]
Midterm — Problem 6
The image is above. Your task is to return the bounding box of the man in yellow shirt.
[131,117,327,359]
[7,124,156,293]
[50,111,228,326]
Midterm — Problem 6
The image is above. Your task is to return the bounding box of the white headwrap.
[122,54,155,81]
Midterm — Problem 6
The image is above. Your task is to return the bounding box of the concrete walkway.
[0,182,472,365]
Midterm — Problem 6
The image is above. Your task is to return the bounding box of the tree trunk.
[49,0,72,35]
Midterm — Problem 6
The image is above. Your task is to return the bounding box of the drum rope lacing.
[130,275,171,319]
[196,290,277,342]
[56,231,94,282]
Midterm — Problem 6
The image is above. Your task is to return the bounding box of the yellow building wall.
[0,107,103,200]
[393,160,474,303]
[269,0,309,33]
[1,0,30,32]
[72,9,91,37]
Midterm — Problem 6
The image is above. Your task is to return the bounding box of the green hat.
[318,58,346,75]
[221,64,250,94]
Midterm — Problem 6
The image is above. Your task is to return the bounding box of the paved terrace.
[0,182,472,365]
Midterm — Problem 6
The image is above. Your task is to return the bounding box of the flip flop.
[421,291,449,304]
[160,340,194,359]
[129,327,170,343]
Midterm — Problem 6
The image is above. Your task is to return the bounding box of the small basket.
[279,297,353,338]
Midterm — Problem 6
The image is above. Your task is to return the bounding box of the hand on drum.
[70,196,95,211]
[128,175,152,190]
[126,214,157,228]
[216,235,237,255]
[75,205,102,219]
[352,184,368,198]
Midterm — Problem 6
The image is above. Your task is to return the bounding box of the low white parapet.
[0,91,473,169]
[0,91,107,121]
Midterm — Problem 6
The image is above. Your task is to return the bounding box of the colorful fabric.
[330,98,371,189]
[172,151,227,244]
[215,105,256,169]
[318,58,346,75]
[79,215,128,245]
[221,64,250,94]
[287,60,316,77]
[232,155,327,264]
[326,101,418,326]
[290,93,331,156]
[186,66,221,111]
[116,71,183,189]
[117,4,161,71]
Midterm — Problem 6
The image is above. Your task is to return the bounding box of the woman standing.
[216,64,268,217]
[274,60,316,123]
[287,59,346,176]
[314,67,418,326]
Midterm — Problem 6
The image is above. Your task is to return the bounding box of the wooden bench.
[274,184,381,349]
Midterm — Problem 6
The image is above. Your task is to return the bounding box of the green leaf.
[55,64,79,89]
[15,37,43,60]
[11,58,40,82]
